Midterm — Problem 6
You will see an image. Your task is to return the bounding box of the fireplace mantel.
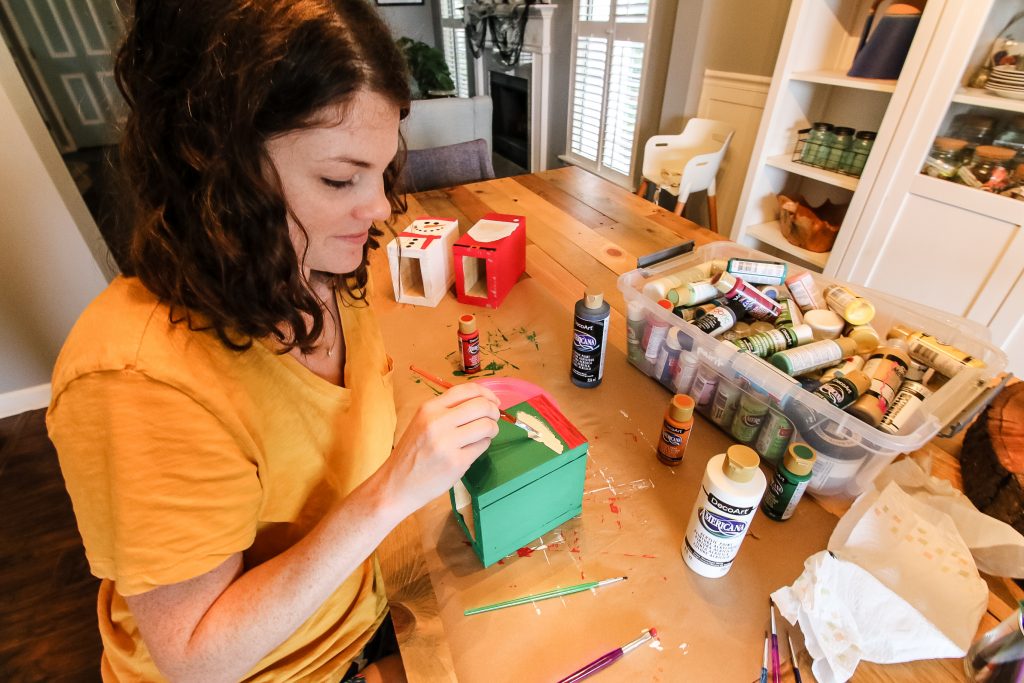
[472,4,555,172]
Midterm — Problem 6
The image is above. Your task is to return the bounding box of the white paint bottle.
[682,445,766,578]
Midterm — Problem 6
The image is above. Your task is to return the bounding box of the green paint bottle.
[762,443,817,521]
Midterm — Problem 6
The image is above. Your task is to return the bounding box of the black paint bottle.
[570,288,610,388]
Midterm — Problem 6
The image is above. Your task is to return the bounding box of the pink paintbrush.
[557,628,658,683]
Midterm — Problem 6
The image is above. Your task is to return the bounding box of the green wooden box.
[450,394,588,567]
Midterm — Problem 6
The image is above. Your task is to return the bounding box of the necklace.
[323,282,339,358]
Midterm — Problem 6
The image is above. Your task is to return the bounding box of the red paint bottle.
[458,314,481,374]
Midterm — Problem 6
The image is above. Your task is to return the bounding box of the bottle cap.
[666,330,683,351]
[842,369,872,396]
[657,299,673,310]
[723,445,760,482]
[791,324,815,345]
[834,337,859,358]
[933,137,968,152]
[713,271,739,295]
[906,360,929,383]
[458,314,477,334]
[584,289,604,309]
[887,324,914,343]
[875,345,912,368]
[733,322,752,337]
[627,300,646,322]
[783,443,817,477]
[669,394,695,422]
[849,393,884,426]
[804,309,845,340]
[846,324,880,354]
[750,321,775,334]
[884,338,908,352]
[975,145,1017,161]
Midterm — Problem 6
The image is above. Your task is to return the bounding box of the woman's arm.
[126,382,499,683]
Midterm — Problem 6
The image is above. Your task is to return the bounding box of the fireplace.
[490,72,529,170]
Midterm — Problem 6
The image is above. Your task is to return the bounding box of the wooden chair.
[401,138,496,193]
[635,119,734,232]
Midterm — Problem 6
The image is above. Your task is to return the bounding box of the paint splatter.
[516,547,534,558]
[678,643,688,655]
[608,498,620,514]
[620,553,657,559]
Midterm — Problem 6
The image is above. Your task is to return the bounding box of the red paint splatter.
[616,520,622,530]
[497,559,505,565]
[662,576,668,581]
[516,547,534,557]
[569,546,581,554]
[621,553,658,559]
[608,497,620,514]
[623,431,638,443]
[580,571,586,581]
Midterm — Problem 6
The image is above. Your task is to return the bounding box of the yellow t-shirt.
[46,276,397,682]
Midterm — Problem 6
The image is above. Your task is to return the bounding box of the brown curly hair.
[114,0,411,352]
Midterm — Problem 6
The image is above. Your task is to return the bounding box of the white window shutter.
[570,36,608,161]
[601,40,644,174]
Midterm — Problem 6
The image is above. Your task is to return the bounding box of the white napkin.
[770,455,1024,683]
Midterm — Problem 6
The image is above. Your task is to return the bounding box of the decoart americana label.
[698,507,748,538]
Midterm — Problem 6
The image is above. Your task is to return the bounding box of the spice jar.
[961,145,1017,191]
[800,122,834,166]
[825,127,854,171]
[922,137,968,179]
[994,115,1024,160]
[841,130,876,176]
[949,113,996,152]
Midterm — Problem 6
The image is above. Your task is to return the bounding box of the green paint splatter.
[496,327,509,342]
[526,331,539,350]
[445,350,456,359]
[453,370,467,377]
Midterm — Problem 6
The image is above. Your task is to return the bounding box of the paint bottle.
[726,258,788,285]
[754,401,794,467]
[785,272,826,312]
[690,364,720,409]
[847,345,911,426]
[710,379,744,428]
[768,337,858,376]
[713,272,781,321]
[682,445,767,578]
[887,324,986,378]
[668,280,719,307]
[693,302,741,338]
[812,370,871,409]
[761,285,784,300]
[731,387,771,444]
[654,330,684,385]
[641,260,722,301]
[773,298,803,329]
[749,321,775,334]
[762,443,817,521]
[846,324,880,354]
[732,324,814,358]
[457,314,481,374]
[626,300,647,364]
[823,284,876,326]
[803,309,845,340]
[819,355,866,382]
[879,362,932,435]
[657,394,696,466]
[642,299,674,362]
[674,350,699,394]
[571,288,611,388]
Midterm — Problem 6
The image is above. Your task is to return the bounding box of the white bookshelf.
[951,87,1024,115]
[790,69,897,93]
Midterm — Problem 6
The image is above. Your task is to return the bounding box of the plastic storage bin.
[618,242,1007,498]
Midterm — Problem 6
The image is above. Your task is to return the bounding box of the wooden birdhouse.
[453,213,526,309]
[450,394,588,567]
[387,217,459,307]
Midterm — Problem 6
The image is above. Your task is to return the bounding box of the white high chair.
[635,118,734,232]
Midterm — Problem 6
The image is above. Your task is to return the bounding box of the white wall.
[380,4,438,48]
[0,38,108,412]
[660,0,791,134]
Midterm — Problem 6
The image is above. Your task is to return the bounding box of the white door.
[2,0,124,150]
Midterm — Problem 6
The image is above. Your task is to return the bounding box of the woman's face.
[265,90,400,277]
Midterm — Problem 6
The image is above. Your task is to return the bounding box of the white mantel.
[472,4,556,172]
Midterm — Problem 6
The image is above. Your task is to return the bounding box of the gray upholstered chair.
[401,138,496,193]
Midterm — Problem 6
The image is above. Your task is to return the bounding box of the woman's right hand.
[384,382,501,513]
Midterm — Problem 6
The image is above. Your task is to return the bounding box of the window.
[439,0,470,98]
[567,0,652,183]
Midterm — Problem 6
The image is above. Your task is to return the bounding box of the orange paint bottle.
[657,394,696,466]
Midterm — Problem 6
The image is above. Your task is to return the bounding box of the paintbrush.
[760,634,769,683]
[464,576,627,616]
[557,627,658,683]
[788,632,802,683]
[409,364,538,438]
[770,602,781,683]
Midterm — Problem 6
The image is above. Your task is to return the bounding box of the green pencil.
[464,576,628,616]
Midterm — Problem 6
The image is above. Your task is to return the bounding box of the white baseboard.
[0,384,51,419]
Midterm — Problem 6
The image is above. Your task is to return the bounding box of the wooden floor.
[0,409,102,682]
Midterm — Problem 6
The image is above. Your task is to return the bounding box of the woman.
[45,1,500,681]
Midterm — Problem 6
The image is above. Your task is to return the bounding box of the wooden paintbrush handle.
[409,364,518,425]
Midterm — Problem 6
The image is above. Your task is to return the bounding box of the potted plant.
[397,37,456,98]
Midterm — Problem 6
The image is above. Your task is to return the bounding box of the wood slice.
[961,382,1024,535]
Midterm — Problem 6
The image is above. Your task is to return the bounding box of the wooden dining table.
[367,166,1019,682]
